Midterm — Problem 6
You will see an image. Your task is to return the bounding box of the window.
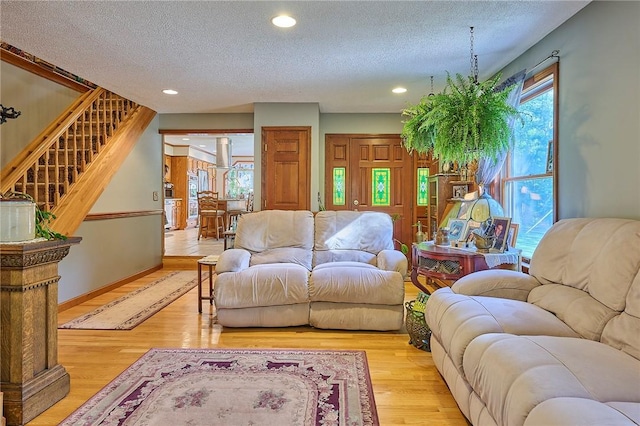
[223,162,254,199]
[502,64,558,259]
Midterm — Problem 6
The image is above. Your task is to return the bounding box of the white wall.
[500,1,640,219]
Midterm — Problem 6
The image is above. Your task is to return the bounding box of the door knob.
[353,199,359,211]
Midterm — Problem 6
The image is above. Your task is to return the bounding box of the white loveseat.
[425,218,640,426]
[213,210,407,330]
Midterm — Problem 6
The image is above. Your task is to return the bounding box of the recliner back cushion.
[235,210,314,270]
[529,218,640,342]
[601,271,640,360]
[313,211,394,267]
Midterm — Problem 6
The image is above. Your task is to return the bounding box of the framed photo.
[462,220,482,242]
[446,218,467,242]
[490,217,511,253]
[452,185,468,199]
[546,140,554,174]
[508,223,519,247]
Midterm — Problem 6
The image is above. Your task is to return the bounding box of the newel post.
[0,237,81,425]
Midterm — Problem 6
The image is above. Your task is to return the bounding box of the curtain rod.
[527,50,560,75]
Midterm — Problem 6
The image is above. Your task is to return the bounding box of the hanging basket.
[405,292,431,351]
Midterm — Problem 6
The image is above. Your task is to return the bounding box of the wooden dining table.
[217,198,247,229]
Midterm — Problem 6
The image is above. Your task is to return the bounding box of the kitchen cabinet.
[164,198,182,230]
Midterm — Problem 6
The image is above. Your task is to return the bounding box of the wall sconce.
[0,104,21,124]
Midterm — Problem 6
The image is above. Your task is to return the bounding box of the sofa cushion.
[529,219,640,339]
[309,261,404,305]
[527,283,619,341]
[602,271,640,360]
[463,334,640,426]
[426,287,579,373]
[250,247,313,271]
[216,304,310,328]
[313,210,394,267]
[213,263,309,309]
[235,210,314,269]
[309,302,404,331]
[524,398,640,426]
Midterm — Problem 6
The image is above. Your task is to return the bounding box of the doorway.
[162,131,254,256]
[324,134,413,250]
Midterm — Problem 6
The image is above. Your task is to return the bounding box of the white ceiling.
[2,1,589,118]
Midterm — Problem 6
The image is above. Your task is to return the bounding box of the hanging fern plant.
[402,72,520,165]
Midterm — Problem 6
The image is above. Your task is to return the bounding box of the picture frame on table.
[490,217,512,253]
[462,220,482,242]
[446,218,467,242]
[508,223,519,247]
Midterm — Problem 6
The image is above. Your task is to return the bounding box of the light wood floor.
[164,226,225,257]
[29,270,467,426]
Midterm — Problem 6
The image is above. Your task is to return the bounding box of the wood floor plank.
[28,269,468,426]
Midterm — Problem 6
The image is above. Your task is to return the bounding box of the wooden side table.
[197,255,218,313]
[411,242,521,293]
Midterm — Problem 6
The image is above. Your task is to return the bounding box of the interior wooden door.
[262,126,311,210]
[325,134,413,250]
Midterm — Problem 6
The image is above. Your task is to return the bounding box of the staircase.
[1,87,156,237]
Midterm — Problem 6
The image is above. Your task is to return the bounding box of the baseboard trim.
[58,264,163,312]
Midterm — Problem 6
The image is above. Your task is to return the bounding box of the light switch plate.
[153,191,159,201]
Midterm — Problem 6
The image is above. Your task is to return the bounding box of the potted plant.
[401,72,521,165]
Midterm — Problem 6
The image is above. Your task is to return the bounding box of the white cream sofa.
[213,210,407,330]
[425,218,640,426]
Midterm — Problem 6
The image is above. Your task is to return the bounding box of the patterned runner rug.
[60,348,379,425]
[59,271,201,330]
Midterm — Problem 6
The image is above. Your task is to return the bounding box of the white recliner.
[213,209,407,330]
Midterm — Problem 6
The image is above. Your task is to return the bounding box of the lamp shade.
[467,193,504,223]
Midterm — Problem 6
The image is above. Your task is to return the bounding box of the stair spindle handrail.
[0,88,105,192]
[0,88,140,212]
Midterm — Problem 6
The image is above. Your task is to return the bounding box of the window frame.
[500,63,559,260]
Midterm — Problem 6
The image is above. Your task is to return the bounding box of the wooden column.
[0,237,80,426]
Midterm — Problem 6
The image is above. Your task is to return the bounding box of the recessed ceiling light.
[272,15,296,28]
[392,87,407,94]
[199,144,206,148]
[162,89,178,95]
[182,138,190,141]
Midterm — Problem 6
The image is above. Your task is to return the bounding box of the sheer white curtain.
[474,69,527,188]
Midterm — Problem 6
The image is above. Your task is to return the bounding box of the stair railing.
[1,88,139,211]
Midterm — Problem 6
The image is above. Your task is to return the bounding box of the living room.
[1,1,639,425]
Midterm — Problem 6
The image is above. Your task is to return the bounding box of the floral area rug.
[60,348,379,426]
[59,271,201,330]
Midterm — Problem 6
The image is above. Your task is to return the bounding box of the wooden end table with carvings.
[411,242,521,294]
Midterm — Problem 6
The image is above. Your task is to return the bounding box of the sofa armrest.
[377,249,408,277]
[216,249,251,273]
[451,269,540,301]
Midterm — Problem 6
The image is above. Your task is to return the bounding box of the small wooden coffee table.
[197,255,218,313]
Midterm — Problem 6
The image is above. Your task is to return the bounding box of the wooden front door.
[325,134,413,250]
[262,126,311,210]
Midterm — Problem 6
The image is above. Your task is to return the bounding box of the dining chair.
[197,193,225,240]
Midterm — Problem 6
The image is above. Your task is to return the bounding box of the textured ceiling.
[1,1,589,114]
